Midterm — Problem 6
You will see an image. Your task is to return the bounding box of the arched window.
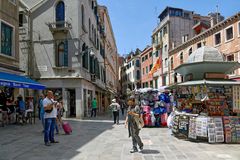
[188,47,192,56]
[81,5,85,28]
[57,41,68,67]
[55,1,65,27]
[180,52,183,64]
[82,43,89,69]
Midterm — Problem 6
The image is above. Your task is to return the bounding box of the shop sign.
[205,73,227,79]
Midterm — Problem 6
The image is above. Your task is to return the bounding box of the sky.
[97,0,240,56]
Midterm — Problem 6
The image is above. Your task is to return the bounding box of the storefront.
[170,46,240,143]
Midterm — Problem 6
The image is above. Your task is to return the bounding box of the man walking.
[91,98,97,117]
[109,99,121,124]
[43,91,59,146]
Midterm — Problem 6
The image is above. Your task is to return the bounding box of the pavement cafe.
[0,72,45,126]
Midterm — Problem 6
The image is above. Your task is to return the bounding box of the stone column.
[76,87,83,119]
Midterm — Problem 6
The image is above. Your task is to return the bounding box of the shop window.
[180,52,183,64]
[56,41,68,67]
[188,47,192,56]
[214,32,221,45]
[197,42,202,48]
[55,1,65,27]
[225,26,233,41]
[1,22,13,56]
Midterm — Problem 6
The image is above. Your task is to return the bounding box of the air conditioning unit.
[91,74,96,82]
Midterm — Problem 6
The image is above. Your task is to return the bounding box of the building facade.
[169,12,240,84]
[19,0,117,118]
[98,5,118,108]
[151,7,210,87]
[140,46,153,88]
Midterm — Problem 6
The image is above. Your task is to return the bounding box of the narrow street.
[0,115,240,160]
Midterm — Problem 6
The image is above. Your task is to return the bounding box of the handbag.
[134,115,144,129]
[44,103,53,113]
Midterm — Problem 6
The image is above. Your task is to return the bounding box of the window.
[155,51,159,57]
[142,57,144,62]
[1,22,13,56]
[149,52,152,57]
[81,5,85,29]
[214,32,221,45]
[149,64,153,70]
[155,79,158,89]
[145,82,148,88]
[145,54,148,60]
[19,13,23,27]
[150,81,153,87]
[55,1,65,27]
[180,52,183,64]
[184,12,190,19]
[170,57,173,70]
[9,0,16,5]
[197,42,202,48]
[188,48,192,56]
[238,22,240,36]
[146,66,148,74]
[142,83,145,88]
[82,44,89,69]
[89,55,94,74]
[88,19,91,39]
[136,70,140,80]
[142,68,145,75]
[91,25,94,40]
[164,58,168,67]
[129,62,131,68]
[164,45,167,52]
[227,54,234,61]
[163,26,167,35]
[132,60,135,66]
[56,41,68,67]
[225,26,233,41]
[136,60,140,67]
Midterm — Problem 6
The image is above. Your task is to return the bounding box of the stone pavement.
[0,115,240,160]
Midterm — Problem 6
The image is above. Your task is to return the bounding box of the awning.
[177,79,240,86]
[0,72,45,90]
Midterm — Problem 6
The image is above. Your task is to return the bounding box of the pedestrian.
[39,94,45,132]
[91,97,97,117]
[120,99,126,116]
[43,90,59,146]
[125,97,144,153]
[16,95,26,124]
[109,99,121,124]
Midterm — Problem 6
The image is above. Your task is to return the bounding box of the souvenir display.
[188,116,197,139]
[223,116,240,143]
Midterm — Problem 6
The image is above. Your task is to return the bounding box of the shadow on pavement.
[141,149,161,154]
[0,118,115,160]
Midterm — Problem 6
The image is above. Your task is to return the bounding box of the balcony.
[153,40,163,50]
[46,21,72,33]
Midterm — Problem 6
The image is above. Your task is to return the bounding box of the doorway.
[68,89,76,117]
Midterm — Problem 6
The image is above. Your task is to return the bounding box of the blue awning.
[0,72,45,90]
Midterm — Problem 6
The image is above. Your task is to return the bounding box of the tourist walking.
[39,94,45,132]
[125,97,144,153]
[91,98,97,117]
[109,99,121,124]
[43,90,59,146]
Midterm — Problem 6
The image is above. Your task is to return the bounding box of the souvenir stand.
[134,88,171,127]
[171,46,240,143]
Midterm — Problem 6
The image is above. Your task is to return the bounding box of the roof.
[187,46,224,63]
[19,0,46,11]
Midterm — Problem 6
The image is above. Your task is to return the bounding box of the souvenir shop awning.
[0,72,45,90]
[177,79,240,86]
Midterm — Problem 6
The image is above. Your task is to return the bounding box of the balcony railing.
[46,21,72,33]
